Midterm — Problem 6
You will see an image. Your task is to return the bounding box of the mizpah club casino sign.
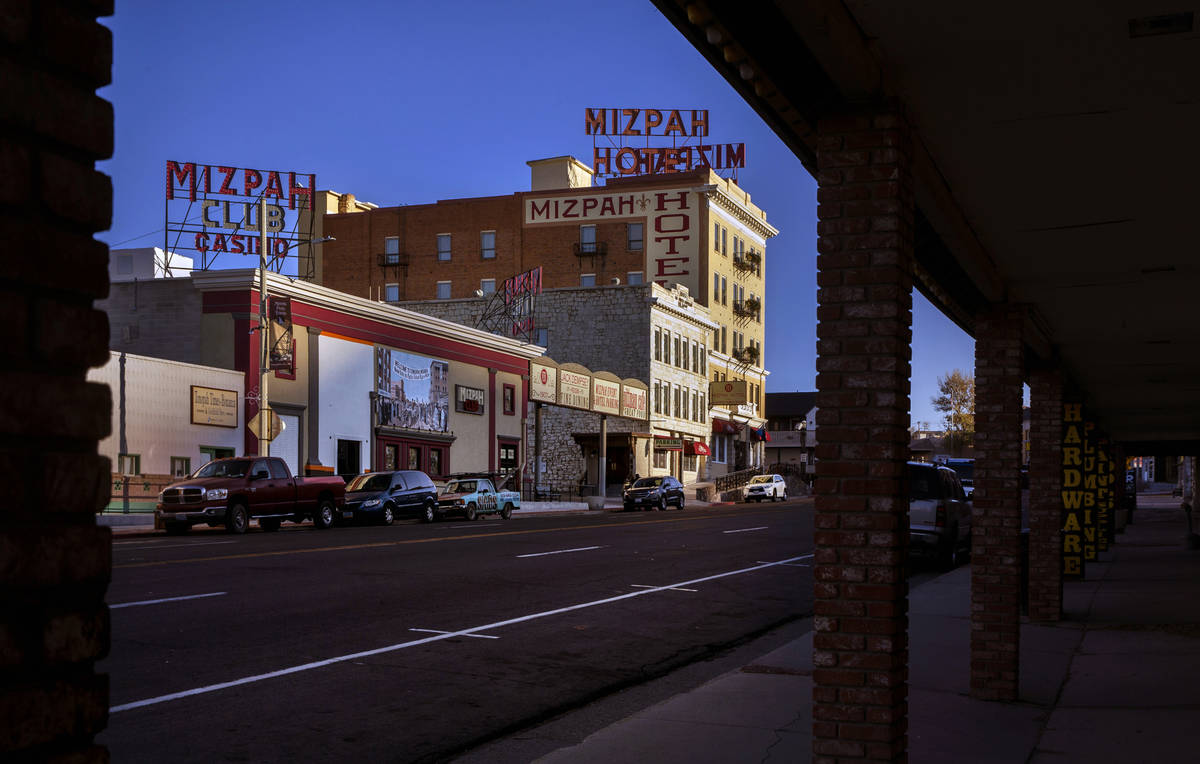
[165,161,317,273]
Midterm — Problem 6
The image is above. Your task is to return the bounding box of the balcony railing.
[732,298,760,318]
[573,241,608,257]
[732,346,760,365]
[377,252,410,267]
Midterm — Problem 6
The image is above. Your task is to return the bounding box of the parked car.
[908,461,971,569]
[434,475,520,521]
[623,475,685,511]
[944,458,975,500]
[343,470,438,525]
[156,456,345,534]
[745,474,787,502]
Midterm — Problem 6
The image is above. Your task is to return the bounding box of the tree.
[932,370,975,454]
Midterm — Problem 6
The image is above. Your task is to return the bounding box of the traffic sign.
[248,407,284,442]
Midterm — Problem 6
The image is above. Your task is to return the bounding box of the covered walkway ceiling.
[653,0,1200,452]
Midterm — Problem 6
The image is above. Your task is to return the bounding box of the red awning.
[685,440,711,456]
[712,419,742,434]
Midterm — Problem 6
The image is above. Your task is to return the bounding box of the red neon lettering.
[584,108,606,135]
[230,235,245,255]
[691,110,709,136]
[621,108,640,135]
[694,145,712,168]
[663,111,685,136]
[724,143,745,168]
[616,147,639,175]
[212,233,228,253]
[529,199,551,220]
[655,257,690,277]
[644,109,662,133]
[287,173,315,210]
[218,166,237,195]
[194,232,209,252]
[166,161,196,201]
[592,147,612,176]
[655,191,690,211]
[264,171,284,199]
[243,169,263,196]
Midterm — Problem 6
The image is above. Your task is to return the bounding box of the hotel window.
[692,391,699,422]
[721,326,727,354]
[721,276,727,305]
[700,393,706,417]
[503,384,516,415]
[674,386,681,418]
[693,342,700,373]
[721,227,727,256]
[480,278,496,295]
[713,273,720,303]
[385,283,400,302]
[117,453,140,475]
[481,230,496,259]
[627,271,643,285]
[580,273,596,287]
[533,327,548,346]
[437,234,451,261]
[714,222,720,250]
[700,345,707,375]
[170,456,190,478]
[436,281,451,299]
[681,339,690,371]
[384,236,400,264]
[654,328,661,361]
[580,224,597,253]
[628,222,643,251]
[713,326,720,349]
[673,336,681,367]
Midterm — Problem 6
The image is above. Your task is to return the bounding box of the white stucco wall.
[317,335,372,474]
[88,351,244,475]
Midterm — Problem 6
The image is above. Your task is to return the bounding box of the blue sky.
[98,0,974,428]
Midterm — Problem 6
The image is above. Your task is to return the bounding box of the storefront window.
[408,446,420,470]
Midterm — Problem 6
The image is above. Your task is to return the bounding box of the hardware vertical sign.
[1061,402,1085,578]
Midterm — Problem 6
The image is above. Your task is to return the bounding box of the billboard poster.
[530,361,557,404]
[592,377,621,416]
[620,382,648,421]
[559,369,591,411]
[374,346,449,432]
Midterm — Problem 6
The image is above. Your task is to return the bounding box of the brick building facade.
[309,158,776,480]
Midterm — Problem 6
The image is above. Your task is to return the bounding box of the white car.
[746,474,787,502]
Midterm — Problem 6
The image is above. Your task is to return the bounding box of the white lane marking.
[111,592,227,609]
[630,584,697,592]
[756,554,814,567]
[723,526,769,534]
[516,545,602,558]
[113,541,237,550]
[409,628,499,640]
[109,554,810,713]
[758,561,809,567]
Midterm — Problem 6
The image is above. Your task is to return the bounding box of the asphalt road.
[96,499,814,762]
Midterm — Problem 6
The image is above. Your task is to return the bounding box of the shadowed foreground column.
[813,107,913,763]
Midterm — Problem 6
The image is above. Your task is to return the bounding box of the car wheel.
[421,501,436,523]
[465,503,478,521]
[381,504,394,526]
[657,496,666,511]
[313,499,335,530]
[259,517,281,532]
[225,503,248,534]
[164,520,189,535]
[500,503,513,520]
[677,495,685,510]
[938,525,961,570]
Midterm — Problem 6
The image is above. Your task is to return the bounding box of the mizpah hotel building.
[308,148,777,493]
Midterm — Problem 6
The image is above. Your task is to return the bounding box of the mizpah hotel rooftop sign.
[585,108,744,178]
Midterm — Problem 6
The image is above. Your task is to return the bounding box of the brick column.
[813,107,913,763]
[971,305,1025,700]
[0,1,115,760]
[1027,367,1063,622]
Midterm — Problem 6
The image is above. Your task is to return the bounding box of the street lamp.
[255,195,334,456]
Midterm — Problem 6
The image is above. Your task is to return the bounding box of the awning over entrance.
[712,419,741,434]
[685,440,711,456]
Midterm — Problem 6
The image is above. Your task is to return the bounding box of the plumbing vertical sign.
[164,161,316,272]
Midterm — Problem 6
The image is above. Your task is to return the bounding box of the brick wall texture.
[1028,367,1064,622]
[970,305,1025,700]
[813,108,914,764]
[1,1,115,760]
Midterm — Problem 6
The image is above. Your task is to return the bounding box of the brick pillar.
[813,107,913,763]
[1027,367,1063,622]
[0,2,115,760]
[970,305,1025,700]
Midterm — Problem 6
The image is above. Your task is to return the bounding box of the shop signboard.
[191,385,238,427]
[530,359,558,404]
[592,374,621,416]
[620,379,649,421]
[558,364,592,411]
[709,379,747,405]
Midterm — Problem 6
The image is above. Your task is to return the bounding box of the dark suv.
[908,461,971,568]
[343,470,438,525]
[623,475,685,511]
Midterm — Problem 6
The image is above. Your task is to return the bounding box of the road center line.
[517,545,602,558]
[723,526,768,534]
[109,554,811,714]
[111,592,227,609]
[409,628,499,640]
[112,540,236,550]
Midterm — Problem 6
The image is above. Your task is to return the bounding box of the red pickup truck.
[155,456,346,534]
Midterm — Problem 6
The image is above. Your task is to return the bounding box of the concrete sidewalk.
[457,494,1200,763]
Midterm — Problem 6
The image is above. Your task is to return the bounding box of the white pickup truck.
[433,475,520,521]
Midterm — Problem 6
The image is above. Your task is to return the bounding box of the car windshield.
[750,475,772,484]
[443,480,476,494]
[633,477,663,488]
[909,467,938,500]
[947,461,974,480]
[192,459,251,478]
[347,474,392,492]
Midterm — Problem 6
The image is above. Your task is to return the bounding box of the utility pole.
[258,196,269,457]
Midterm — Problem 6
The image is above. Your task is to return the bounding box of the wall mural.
[375,346,449,432]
